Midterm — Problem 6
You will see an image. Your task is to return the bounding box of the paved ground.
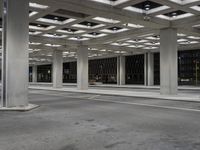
[1,89,200,150]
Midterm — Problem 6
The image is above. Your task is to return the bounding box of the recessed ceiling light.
[68,37,90,41]
[45,44,61,47]
[123,23,144,28]
[168,0,199,5]
[90,0,130,6]
[43,33,67,38]
[29,11,38,17]
[188,36,200,40]
[190,6,200,11]
[93,17,120,24]
[29,2,49,9]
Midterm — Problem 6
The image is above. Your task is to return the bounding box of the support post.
[1,0,38,110]
[53,50,63,88]
[32,65,37,83]
[147,52,154,86]
[77,45,88,90]
[160,28,178,95]
[117,55,125,85]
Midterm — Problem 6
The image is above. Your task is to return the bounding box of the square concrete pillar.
[32,65,38,83]
[1,0,29,108]
[77,45,88,90]
[160,28,178,95]
[146,52,154,86]
[144,53,147,86]
[117,56,125,85]
[53,50,63,88]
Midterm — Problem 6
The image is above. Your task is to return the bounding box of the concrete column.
[117,56,125,85]
[144,53,147,86]
[77,45,88,90]
[32,65,37,83]
[1,0,29,108]
[53,50,63,88]
[147,52,154,86]
[160,28,178,95]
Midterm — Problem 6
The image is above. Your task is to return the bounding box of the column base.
[0,104,39,111]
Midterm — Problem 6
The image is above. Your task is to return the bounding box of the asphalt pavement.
[0,89,200,150]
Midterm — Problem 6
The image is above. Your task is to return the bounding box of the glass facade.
[63,62,77,83]
[154,49,200,86]
[89,57,117,84]
[29,50,200,86]
[126,54,144,85]
[29,66,32,82]
[37,64,52,82]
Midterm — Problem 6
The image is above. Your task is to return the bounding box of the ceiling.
[3,0,200,64]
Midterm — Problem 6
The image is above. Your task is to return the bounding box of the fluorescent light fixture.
[114,51,127,54]
[156,13,194,20]
[29,31,42,35]
[29,42,41,45]
[188,36,200,40]
[144,46,158,49]
[29,49,41,52]
[68,54,76,57]
[43,34,67,38]
[33,49,41,52]
[127,40,148,43]
[148,6,170,14]
[128,45,144,48]
[178,33,186,37]
[45,44,61,47]
[82,33,107,38]
[72,24,105,29]
[29,11,38,17]
[145,36,159,40]
[168,0,199,5]
[68,37,90,41]
[29,3,49,9]
[124,6,143,13]
[179,41,199,44]
[37,18,76,25]
[101,28,128,33]
[93,17,120,24]
[29,25,55,31]
[193,24,200,28]
[190,6,200,11]
[88,48,98,51]
[178,38,188,42]
[124,6,169,14]
[56,29,85,34]
[110,43,130,46]
[123,23,144,28]
[144,42,160,46]
[100,49,106,52]
[90,0,130,6]
[63,51,69,54]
